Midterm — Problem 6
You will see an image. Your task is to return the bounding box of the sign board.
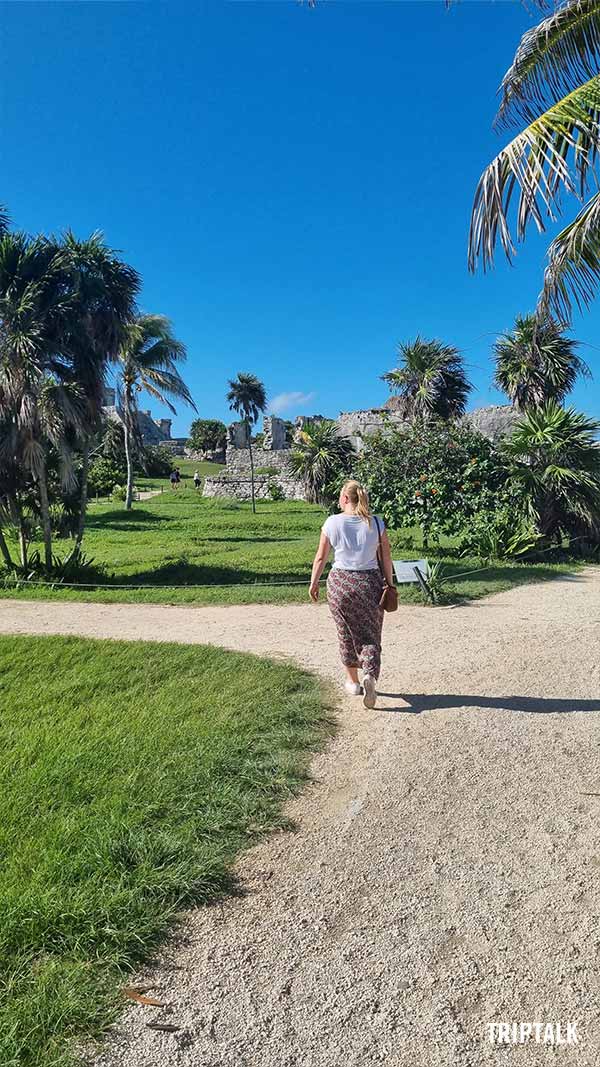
[393,559,429,584]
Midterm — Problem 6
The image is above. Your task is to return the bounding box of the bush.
[188,418,227,453]
[357,420,509,546]
[88,458,127,497]
[143,445,173,478]
[111,484,127,502]
[268,480,285,501]
[256,466,280,476]
[460,507,540,561]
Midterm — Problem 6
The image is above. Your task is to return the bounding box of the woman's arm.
[309,532,331,601]
[379,529,395,587]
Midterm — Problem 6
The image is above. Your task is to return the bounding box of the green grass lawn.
[134,457,223,493]
[0,634,332,1067]
[88,458,224,502]
[0,491,583,605]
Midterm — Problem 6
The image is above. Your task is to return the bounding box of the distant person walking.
[170,469,178,490]
[309,480,395,708]
[193,470,201,490]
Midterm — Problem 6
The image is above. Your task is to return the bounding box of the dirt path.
[2,571,600,1066]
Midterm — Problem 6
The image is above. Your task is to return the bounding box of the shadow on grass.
[112,560,309,587]
[84,508,168,531]
[378,693,600,715]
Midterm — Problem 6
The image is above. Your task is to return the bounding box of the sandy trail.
[2,571,600,1066]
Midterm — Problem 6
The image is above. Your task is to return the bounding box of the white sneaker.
[363,675,376,708]
[344,681,363,696]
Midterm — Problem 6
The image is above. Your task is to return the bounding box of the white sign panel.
[393,559,429,584]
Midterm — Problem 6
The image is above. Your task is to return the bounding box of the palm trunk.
[18,514,28,569]
[0,524,13,569]
[248,436,256,514]
[124,389,135,510]
[74,439,90,550]
[37,465,53,572]
[6,497,25,568]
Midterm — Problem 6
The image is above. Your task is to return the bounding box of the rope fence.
[1,536,592,595]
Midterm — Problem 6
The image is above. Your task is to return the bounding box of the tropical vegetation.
[357,420,511,550]
[0,210,196,571]
[117,314,195,509]
[503,401,600,542]
[381,336,471,420]
[188,417,227,454]
[289,419,355,506]
[494,314,591,410]
[469,0,600,323]
[226,372,267,513]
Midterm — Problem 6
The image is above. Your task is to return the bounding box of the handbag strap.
[373,515,387,585]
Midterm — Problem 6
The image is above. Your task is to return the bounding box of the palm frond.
[469,76,600,273]
[497,0,600,129]
[538,189,600,321]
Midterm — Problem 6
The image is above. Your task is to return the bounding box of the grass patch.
[0,634,333,1067]
[0,495,584,606]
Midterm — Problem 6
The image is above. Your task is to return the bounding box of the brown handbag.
[374,516,398,613]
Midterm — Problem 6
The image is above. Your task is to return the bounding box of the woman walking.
[309,480,395,708]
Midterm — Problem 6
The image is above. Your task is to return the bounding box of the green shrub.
[143,444,173,477]
[111,484,127,502]
[460,508,540,562]
[357,420,509,546]
[268,480,285,501]
[88,457,127,497]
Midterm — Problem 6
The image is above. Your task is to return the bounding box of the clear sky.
[3,1,600,436]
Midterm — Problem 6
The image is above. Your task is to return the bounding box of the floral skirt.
[326,568,384,679]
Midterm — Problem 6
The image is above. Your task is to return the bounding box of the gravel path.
[2,571,600,1065]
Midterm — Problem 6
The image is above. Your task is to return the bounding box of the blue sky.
[3,1,600,436]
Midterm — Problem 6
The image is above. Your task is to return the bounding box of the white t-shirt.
[322,513,384,571]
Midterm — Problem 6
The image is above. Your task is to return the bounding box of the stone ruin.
[203,416,306,501]
[202,404,519,501]
[263,415,287,451]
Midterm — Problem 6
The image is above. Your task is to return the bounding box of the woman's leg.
[327,571,359,676]
[352,573,384,680]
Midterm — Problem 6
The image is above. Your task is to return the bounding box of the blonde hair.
[342,480,371,524]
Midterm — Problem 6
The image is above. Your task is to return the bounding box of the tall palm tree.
[469,3,600,322]
[226,373,267,513]
[0,232,84,570]
[288,420,355,505]
[117,314,195,510]
[382,337,471,421]
[503,401,600,541]
[57,232,140,545]
[494,314,591,410]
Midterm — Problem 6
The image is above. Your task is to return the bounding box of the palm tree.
[469,4,600,323]
[116,314,195,509]
[503,401,600,542]
[494,314,591,411]
[57,232,140,546]
[382,337,471,421]
[288,420,355,505]
[0,232,85,570]
[226,373,267,513]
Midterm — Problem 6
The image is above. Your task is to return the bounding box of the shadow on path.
[378,692,600,715]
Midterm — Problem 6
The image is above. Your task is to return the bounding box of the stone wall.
[185,447,226,463]
[203,474,306,501]
[462,405,518,443]
[224,447,292,473]
[335,408,405,451]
